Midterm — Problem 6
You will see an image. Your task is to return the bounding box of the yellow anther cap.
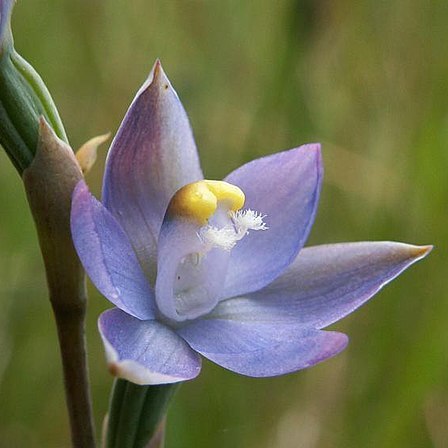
[168,180,245,224]
[203,180,245,211]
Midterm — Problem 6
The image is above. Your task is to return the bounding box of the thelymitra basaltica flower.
[71,61,431,384]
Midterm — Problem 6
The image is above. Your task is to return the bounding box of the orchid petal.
[99,308,201,385]
[212,242,432,329]
[155,213,229,322]
[223,144,322,298]
[178,319,347,377]
[102,61,203,282]
[71,181,155,320]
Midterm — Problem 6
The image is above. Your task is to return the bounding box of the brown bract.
[23,117,84,310]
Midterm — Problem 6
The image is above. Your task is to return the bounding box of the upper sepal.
[102,60,203,283]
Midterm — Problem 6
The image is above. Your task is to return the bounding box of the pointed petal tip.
[311,143,322,166]
[134,59,173,99]
[147,58,171,91]
[308,142,322,153]
[76,132,110,175]
[394,242,433,261]
[153,58,162,72]
[412,244,433,258]
[293,142,321,156]
[296,143,322,168]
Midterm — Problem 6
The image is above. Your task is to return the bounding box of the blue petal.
[102,61,203,282]
[71,181,155,320]
[99,308,201,385]
[223,144,322,298]
[211,242,432,329]
[177,319,347,377]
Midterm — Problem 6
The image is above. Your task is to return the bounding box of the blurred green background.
[0,0,446,447]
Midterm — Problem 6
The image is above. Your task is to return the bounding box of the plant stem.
[23,119,96,447]
[52,297,96,448]
[134,384,180,448]
[105,379,128,448]
[114,382,148,448]
[105,380,180,448]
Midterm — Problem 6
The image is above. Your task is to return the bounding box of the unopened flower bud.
[0,0,67,173]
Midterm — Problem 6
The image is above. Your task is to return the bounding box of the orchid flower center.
[169,179,268,254]
[168,179,245,225]
[199,209,268,251]
[160,180,268,322]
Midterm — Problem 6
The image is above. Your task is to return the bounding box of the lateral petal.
[212,242,432,329]
[178,319,347,377]
[71,181,155,319]
[223,144,322,298]
[99,308,201,385]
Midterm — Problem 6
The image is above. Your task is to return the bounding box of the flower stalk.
[105,379,179,448]
[23,119,96,448]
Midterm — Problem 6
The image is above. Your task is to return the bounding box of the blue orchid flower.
[71,61,431,385]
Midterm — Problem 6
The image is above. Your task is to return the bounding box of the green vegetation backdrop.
[0,1,446,447]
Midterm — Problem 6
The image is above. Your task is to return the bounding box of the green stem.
[134,384,180,448]
[105,380,180,448]
[114,382,149,448]
[52,300,96,448]
[105,379,128,448]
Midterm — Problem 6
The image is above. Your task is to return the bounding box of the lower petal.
[217,242,431,329]
[178,319,347,377]
[99,309,202,385]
